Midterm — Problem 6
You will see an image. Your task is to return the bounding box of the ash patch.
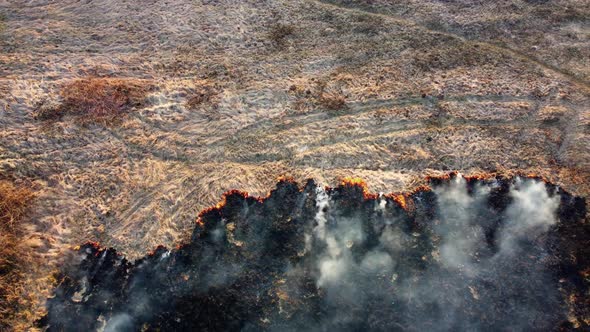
[42,176,588,331]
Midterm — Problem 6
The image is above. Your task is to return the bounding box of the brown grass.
[186,85,220,110]
[268,23,295,46]
[0,180,35,330]
[0,14,6,33]
[287,80,348,114]
[318,91,347,111]
[36,77,151,124]
[413,42,507,72]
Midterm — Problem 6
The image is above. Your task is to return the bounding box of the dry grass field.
[0,0,588,329]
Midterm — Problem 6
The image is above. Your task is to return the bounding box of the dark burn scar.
[42,176,589,331]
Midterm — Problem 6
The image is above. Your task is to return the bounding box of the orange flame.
[195,189,252,225]
[148,245,167,257]
[340,177,378,199]
[277,175,296,183]
[340,177,367,187]
[390,194,407,210]
[76,241,103,255]
[412,185,432,193]
[426,171,459,182]
[464,173,492,181]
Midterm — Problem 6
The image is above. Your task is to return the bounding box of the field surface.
[0,0,588,328]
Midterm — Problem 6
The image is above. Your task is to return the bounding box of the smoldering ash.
[42,175,588,331]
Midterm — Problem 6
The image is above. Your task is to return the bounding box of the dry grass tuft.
[0,181,32,228]
[287,80,348,114]
[318,91,347,111]
[186,85,220,110]
[36,77,152,124]
[268,23,295,46]
[0,14,6,33]
[0,180,35,330]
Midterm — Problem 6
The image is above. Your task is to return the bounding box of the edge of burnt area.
[40,173,589,330]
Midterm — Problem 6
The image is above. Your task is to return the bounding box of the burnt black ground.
[42,177,588,331]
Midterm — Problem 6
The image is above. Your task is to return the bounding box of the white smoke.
[313,186,392,289]
[434,175,489,275]
[313,186,353,288]
[498,178,560,256]
[360,250,393,275]
[103,313,133,332]
[375,193,387,212]
[406,176,560,330]
[311,175,562,330]
[313,186,330,241]
[378,224,408,252]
